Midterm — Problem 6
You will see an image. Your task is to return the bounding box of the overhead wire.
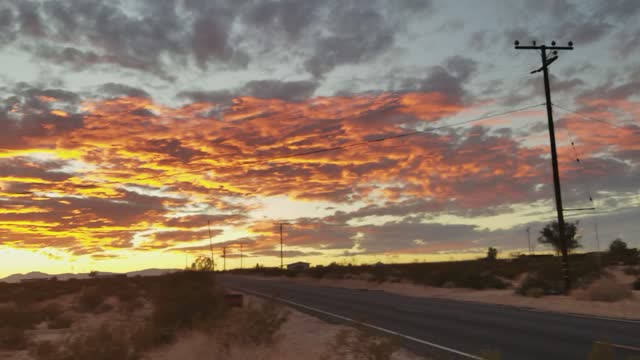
[553,103,631,130]
[83,102,546,186]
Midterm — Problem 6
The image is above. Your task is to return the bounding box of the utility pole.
[276,222,289,269]
[208,220,215,271]
[222,246,227,271]
[526,227,532,255]
[594,223,602,268]
[515,39,574,293]
[240,243,244,270]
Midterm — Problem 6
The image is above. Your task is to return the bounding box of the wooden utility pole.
[515,40,574,292]
[526,227,532,255]
[222,246,227,271]
[276,223,289,269]
[208,220,215,271]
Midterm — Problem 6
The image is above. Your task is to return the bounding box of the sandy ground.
[146,296,424,360]
[236,269,640,321]
[1,287,422,360]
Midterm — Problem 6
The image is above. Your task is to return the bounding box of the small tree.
[190,256,213,272]
[538,221,581,255]
[609,238,629,256]
[486,247,498,261]
[609,238,639,264]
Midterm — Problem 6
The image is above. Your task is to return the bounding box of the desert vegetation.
[231,237,639,303]
[0,269,415,360]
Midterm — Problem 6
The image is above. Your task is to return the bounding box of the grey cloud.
[594,0,640,20]
[563,21,612,45]
[388,55,478,105]
[16,0,45,37]
[0,0,248,79]
[613,28,640,59]
[0,84,83,149]
[242,0,322,40]
[178,79,319,103]
[304,6,395,77]
[0,7,16,45]
[445,55,478,82]
[99,83,150,99]
[242,80,319,101]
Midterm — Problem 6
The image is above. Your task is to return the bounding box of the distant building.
[287,262,310,271]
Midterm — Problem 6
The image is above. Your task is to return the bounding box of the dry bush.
[623,267,640,276]
[75,287,104,313]
[31,323,144,360]
[39,302,63,320]
[322,326,398,360]
[578,278,632,302]
[0,302,42,330]
[524,287,544,298]
[0,326,29,350]
[146,271,227,345]
[633,278,640,291]
[47,314,73,329]
[215,299,290,352]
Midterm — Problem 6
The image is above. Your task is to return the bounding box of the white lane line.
[595,341,640,352]
[523,307,640,324]
[232,286,484,360]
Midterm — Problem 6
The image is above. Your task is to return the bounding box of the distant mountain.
[0,268,181,283]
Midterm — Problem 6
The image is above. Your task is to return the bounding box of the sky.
[0,0,638,277]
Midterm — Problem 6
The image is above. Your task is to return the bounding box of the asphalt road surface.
[219,275,640,360]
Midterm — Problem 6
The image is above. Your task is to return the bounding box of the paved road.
[219,275,640,360]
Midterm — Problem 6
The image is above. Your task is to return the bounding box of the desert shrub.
[219,300,289,349]
[29,341,57,359]
[579,278,632,302]
[632,278,640,290]
[323,326,398,360]
[516,275,562,296]
[0,302,43,329]
[147,271,227,344]
[32,323,142,360]
[48,315,73,329]
[39,302,64,322]
[76,287,104,313]
[623,267,640,276]
[370,265,389,283]
[524,287,544,298]
[0,326,29,350]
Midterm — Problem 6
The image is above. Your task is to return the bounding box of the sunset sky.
[0,0,638,277]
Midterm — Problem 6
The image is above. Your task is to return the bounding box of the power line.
[82,103,545,187]
[553,103,630,130]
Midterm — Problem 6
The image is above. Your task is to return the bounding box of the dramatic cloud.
[0,0,638,274]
